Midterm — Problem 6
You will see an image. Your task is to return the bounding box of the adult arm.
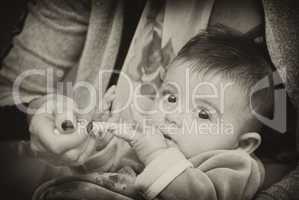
[0,0,89,106]
[0,0,94,165]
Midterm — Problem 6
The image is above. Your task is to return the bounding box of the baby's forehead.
[167,59,222,79]
[166,61,237,88]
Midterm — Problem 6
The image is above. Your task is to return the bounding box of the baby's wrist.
[132,138,168,165]
[136,148,193,199]
[143,148,168,166]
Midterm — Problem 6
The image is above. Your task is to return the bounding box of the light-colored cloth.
[0,0,124,120]
[74,137,264,200]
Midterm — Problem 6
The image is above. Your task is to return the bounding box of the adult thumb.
[55,95,78,134]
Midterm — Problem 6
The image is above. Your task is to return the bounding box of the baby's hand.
[111,124,168,165]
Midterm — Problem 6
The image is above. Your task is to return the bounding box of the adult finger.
[32,113,88,154]
[55,95,78,134]
[29,136,46,156]
[77,137,96,165]
[61,138,89,164]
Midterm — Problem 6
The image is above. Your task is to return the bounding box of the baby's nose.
[165,113,182,128]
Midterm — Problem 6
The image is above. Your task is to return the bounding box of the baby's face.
[148,63,253,158]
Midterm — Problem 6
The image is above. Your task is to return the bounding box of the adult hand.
[28,94,96,166]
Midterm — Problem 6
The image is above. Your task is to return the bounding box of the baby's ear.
[237,132,261,154]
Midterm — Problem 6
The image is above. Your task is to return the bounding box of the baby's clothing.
[73,137,265,200]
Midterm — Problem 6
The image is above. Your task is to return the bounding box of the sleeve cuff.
[135,148,193,199]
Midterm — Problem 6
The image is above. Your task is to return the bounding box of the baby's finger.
[92,110,110,122]
[110,124,139,143]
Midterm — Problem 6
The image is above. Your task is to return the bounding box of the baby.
[75,27,274,200]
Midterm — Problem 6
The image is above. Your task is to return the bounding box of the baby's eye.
[167,94,177,103]
[197,108,210,120]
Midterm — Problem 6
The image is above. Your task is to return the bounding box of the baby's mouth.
[158,126,177,147]
[163,133,172,140]
[163,133,177,147]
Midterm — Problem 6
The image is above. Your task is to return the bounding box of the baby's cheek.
[147,112,164,126]
[184,119,213,135]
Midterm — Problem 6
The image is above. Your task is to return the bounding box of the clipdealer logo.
[250,71,286,133]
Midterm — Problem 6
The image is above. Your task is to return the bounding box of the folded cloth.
[33,167,143,200]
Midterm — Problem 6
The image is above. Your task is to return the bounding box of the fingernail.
[61,120,74,131]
